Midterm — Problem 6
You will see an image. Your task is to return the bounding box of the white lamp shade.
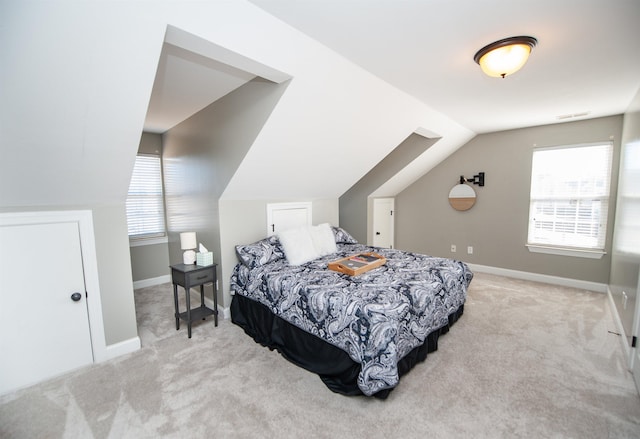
[478,43,532,78]
[180,232,197,250]
[474,36,537,78]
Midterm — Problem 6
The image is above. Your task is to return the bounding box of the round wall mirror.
[448,184,476,211]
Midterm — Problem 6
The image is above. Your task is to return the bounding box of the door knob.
[71,292,82,302]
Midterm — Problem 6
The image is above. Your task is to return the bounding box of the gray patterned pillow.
[235,235,285,268]
[331,226,358,244]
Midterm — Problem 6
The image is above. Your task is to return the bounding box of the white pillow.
[309,223,337,256]
[278,226,319,265]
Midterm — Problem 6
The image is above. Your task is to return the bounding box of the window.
[614,140,640,255]
[126,154,166,242]
[527,142,613,258]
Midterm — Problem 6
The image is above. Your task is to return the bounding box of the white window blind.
[527,142,613,252]
[126,154,166,239]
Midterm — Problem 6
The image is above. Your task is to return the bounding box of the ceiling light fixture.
[474,36,537,78]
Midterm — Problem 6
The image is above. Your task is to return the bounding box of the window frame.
[126,153,168,246]
[526,141,613,259]
[613,140,640,256]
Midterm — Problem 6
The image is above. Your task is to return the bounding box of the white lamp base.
[183,249,196,264]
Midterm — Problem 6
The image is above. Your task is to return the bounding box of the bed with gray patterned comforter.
[230,230,473,397]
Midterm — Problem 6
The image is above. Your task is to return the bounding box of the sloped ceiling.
[144,43,257,134]
[249,0,640,134]
[7,1,637,208]
[142,0,640,199]
[146,1,640,136]
[2,1,472,207]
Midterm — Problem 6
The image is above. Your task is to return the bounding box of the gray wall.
[138,132,163,155]
[339,133,437,244]
[610,89,640,344]
[91,204,139,345]
[396,116,623,284]
[129,242,170,282]
[162,78,290,306]
[129,132,171,283]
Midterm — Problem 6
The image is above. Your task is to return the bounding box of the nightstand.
[170,263,218,338]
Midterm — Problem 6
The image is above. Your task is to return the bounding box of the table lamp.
[180,232,197,264]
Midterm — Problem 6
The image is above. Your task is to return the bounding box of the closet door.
[632,270,640,394]
[0,220,94,394]
[373,198,394,248]
[266,202,312,236]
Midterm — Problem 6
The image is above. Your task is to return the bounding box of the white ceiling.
[147,0,640,135]
[144,43,256,133]
[247,0,640,134]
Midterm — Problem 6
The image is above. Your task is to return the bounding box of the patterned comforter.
[231,242,473,396]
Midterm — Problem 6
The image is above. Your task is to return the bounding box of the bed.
[230,225,473,398]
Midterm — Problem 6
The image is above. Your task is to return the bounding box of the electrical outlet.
[467,246,473,254]
[451,244,456,253]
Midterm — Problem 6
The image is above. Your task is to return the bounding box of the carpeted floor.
[1,272,639,438]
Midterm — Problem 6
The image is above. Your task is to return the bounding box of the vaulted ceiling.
[3,1,639,208]
[147,0,640,135]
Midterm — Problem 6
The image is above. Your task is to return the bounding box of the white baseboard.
[468,263,608,293]
[133,274,171,289]
[96,336,141,362]
[135,277,229,320]
[196,292,230,320]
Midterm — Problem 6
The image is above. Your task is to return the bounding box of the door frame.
[372,197,395,248]
[0,210,107,362]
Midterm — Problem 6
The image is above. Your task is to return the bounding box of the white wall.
[610,89,640,343]
[0,0,473,347]
[1,1,473,207]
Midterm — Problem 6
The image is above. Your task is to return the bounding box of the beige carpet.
[1,272,639,438]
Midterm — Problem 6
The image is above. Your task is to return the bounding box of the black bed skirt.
[230,293,464,399]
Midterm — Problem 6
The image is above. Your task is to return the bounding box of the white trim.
[630,269,640,375]
[372,198,395,248]
[194,290,230,320]
[0,210,109,362]
[165,25,292,84]
[129,235,168,247]
[533,140,614,152]
[468,263,607,293]
[133,274,171,289]
[526,244,605,259]
[606,287,631,368]
[101,336,141,361]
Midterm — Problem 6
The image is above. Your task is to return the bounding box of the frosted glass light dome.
[474,36,537,78]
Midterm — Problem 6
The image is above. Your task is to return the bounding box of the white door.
[373,198,394,248]
[0,221,94,394]
[266,202,312,235]
[631,270,640,394]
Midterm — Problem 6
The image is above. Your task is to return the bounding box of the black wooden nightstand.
[170,263,218,338]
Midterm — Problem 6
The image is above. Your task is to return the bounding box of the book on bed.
[327,252,386,276]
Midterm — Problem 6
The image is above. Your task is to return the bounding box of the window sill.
[526,244,605,259]
[129,236,168,248]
